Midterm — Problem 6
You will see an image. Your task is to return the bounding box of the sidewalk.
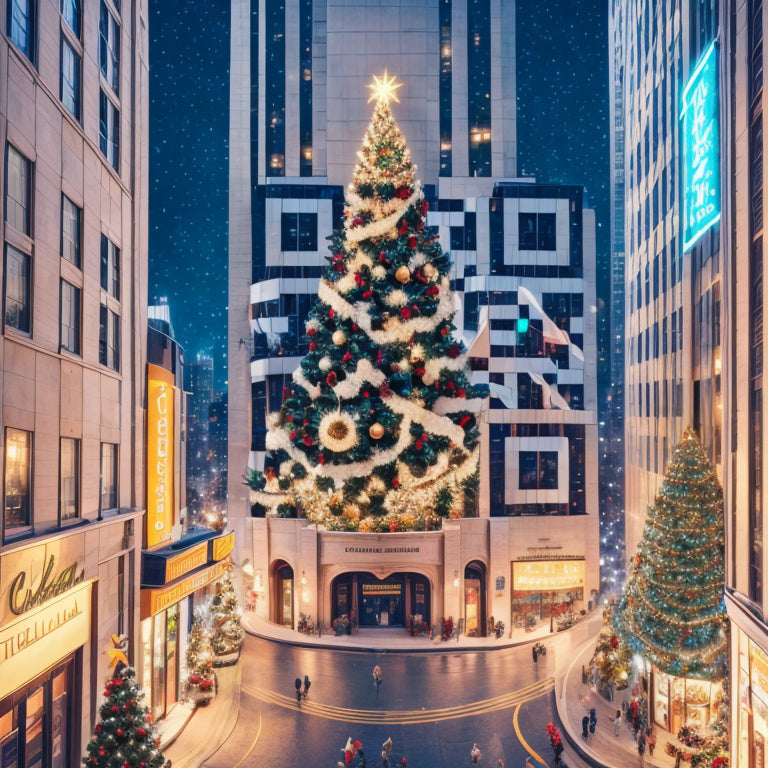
[165,609,645,768]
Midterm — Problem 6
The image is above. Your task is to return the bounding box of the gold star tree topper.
[367,70,404,104]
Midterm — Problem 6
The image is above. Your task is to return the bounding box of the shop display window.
[0,658,74,768]
[652,668,722,735]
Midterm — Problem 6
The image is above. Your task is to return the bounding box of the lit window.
[61,195,82,267]
[100,442,118,511]
[60,280,81,354]
[60,437,80,520]
[4,428,31,532]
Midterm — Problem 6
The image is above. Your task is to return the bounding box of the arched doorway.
[464,560,487,637]
[331,572,431,629]
[273,560,294,626]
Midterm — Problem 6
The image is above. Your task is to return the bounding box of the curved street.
[183,633,592,768]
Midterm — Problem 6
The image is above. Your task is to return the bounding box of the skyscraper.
[229,0,599,633]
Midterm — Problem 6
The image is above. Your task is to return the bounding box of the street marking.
[240,677,554,724]
[229,710,262,768]
[513,703,548,766]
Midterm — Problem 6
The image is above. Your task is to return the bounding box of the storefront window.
[152,610,167,721]
[652,668,722,735]
[24,687,44,768]
[165,605,178,714]
[0,707,19,768]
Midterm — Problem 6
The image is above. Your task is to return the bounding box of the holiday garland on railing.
[246,72,487,532]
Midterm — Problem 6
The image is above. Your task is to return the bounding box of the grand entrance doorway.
[331,572,431,629]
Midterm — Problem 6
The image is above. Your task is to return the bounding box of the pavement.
[162,609,672,768]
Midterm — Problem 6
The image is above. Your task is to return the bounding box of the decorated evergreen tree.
[185,608,215,701]
[210,567,245,658]
[82,665,168,768]
[589,603,632,693]
[247,72,488,532]
[617,427,728,679]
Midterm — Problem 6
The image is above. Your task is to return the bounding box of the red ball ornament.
[408,235,417,249]
[392,478,400,488]
[99,747,106,757]
[136,727,147,738]
[415,440,423,450]
[326,372,337,386]
[400,307,411,319]
[289,431,297,441]
[302,435,314,446]
[307,327,316,336]
[318,453,325,465]
[441,326,449,336]
[329,308,335,319]
[457,388,466,398]
[111,705,119,713]
[448,347,459,358]
[117,728,124,737]
[309,341,317,351]
[459,415,471,427]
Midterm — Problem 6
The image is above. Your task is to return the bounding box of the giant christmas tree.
[247,73,487,532]
[617,428,728,679]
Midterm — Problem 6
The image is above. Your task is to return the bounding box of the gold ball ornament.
[332,329,347,346]
[369,422,385,439]
[422,263,436,279]
[395,265,411,283]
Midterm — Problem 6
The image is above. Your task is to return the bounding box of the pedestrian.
[381,737,393,768]
[647,728,656,756]
[470,743,482,765]
[532,644,538,663]
[581,715,589,739]
[373,664,382,695]
[589,707,597,735]
[303,674,311,699]
[294,676,302,705]
[674,749,683,768]
[614,709,622,736]
[637,732,646,757]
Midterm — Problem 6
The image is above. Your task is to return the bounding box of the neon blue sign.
[681,41,720,252]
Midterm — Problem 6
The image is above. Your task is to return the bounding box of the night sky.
[149,0,230,391]
[147,0,609,395]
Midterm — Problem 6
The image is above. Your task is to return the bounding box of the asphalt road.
[199,634,592,768]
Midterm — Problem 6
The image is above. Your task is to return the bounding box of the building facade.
[230,0,599,635]
[0,0,148,763]
[721,0,768,763]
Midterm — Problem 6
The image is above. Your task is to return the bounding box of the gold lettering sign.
[211,531,235,562]
[141,558,230,618]
[0,579,92,699]
[752,645,768,695]
[147,364,175,548]
[512,560,585,592]
[165,542,209,582]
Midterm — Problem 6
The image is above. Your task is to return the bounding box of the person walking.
[614,708,622,736]
[581,715,589,739]
[470,743,482,765]
[532,644,538,663]
[303,674,311,699]
[373,664,383,697]
[381,737,393,768]
[294,676,302,705]
[589,707,597,736]
[646,728,657,756]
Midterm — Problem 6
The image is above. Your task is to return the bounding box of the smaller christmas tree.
[185,608,215,702]
[82,665,169,768]
[617,427,728,679]
[210,568,245,659]
[589,603,632,694]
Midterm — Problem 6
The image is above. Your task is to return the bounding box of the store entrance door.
[331,573,430,629]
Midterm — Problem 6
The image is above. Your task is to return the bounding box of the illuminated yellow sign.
[141,558,230,618]
[165,542,208,582]
[512,560,585,591]
[0,579,92,699]
[211,531,235,562]
[147,364,175,548]
[752,645,768,695]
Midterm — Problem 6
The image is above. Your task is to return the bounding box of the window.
[61,195,81,267]
[60,437,79,520]
[60,36,81,120]
[60,280,80,354]
[9,0,34,61]
[5,245,31,333]
[61,0,81,36]
[99,304,120,370]
[519,451,558,490]
[100,442,118,511]
[99,1,119,95]
[518,212,556,251]
[99,90,119,171]
[6,145,31,235]
[100,234,120,298]
[281,213,317,251]
[4,428,31,532]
